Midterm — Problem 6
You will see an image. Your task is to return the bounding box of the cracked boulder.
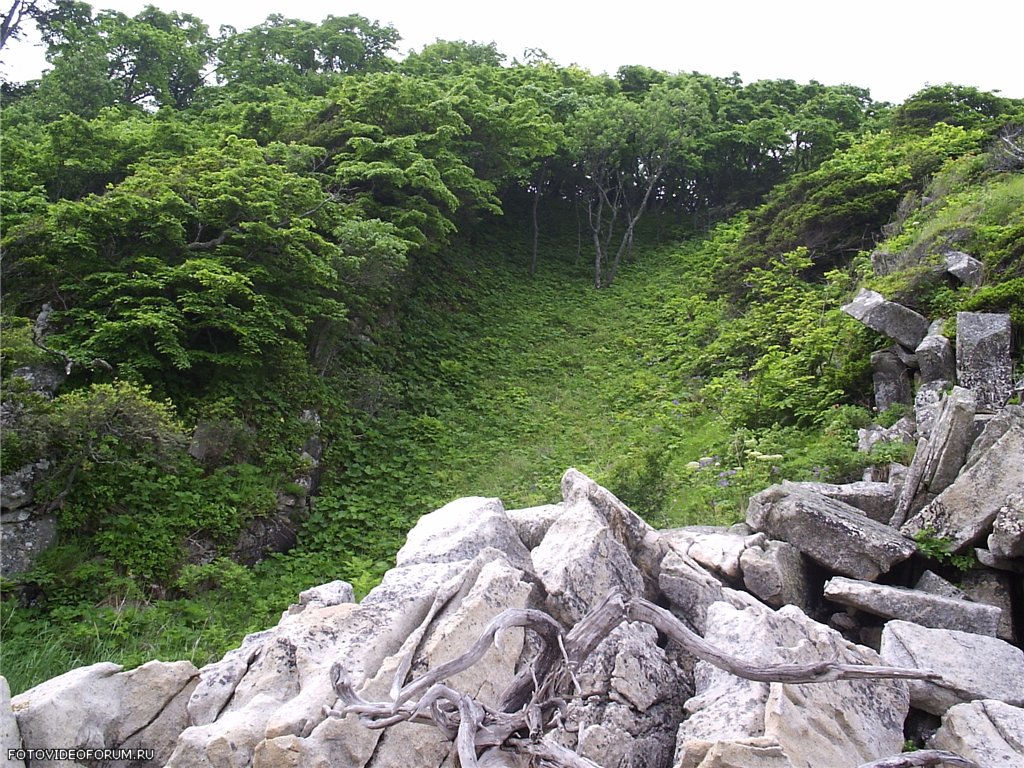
[823,576,1001,635]
[841,288,930,350]
[902,421,1024,551]
[880,620,1024,716]
[674,601,909,768]
[929,699,1024,766]
[11,661,199,768]
[943,250,984,286]
[746,483,915,581]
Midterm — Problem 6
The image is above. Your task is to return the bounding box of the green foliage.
[215,14,398,94]
[3,19,1021,702]
[912,528,975,572]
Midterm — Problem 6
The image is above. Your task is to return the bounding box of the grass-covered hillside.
[1,6,1022,694]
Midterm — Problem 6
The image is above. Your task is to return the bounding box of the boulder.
[902,422,1024,551]
[880,620,1024,715]
[658,549,730,634]
[841,288,930,350]
[674,738,794,768]
[918,386,977,495]
[956,312,1013,412]
[675,601,909,768]
[870,348,912,411]
[0,461,49,512]
[1,677,25,768]
[568,621,689,768]
[893,386,979,523]
[172,547,529,768]
[357,557,536,768]
[12,661,198,768]
[660,529,757,582]
[532,469,665,625]
[739,540,811,612]
[989,493,1024,559]
[559,468,667,589]
[958,569,1019,644]
[964,405,1023,471]
[913,380,949,440]
[929,699,1024,767]
[786,481,896,524]
[976,547,1024,574]
[914,570,967,601]
[532,499,645,625]
[286,580,354,615]
[396,496,533,573]
[9,363,67,396]
[823,576,1001,635]
[746,483,916,581]
[915,326,955,385]
[857,417,915,454]
[943,250,984,287]
[504,503,563,549]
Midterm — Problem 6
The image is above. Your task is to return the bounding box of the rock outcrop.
[841,288,930,350]
[7,452,1021,768]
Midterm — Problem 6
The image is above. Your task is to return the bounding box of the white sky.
[2,0,1022,105]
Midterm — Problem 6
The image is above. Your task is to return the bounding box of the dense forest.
[1,2,1023,694]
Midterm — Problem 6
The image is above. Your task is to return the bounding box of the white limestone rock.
[658,548,729,634]
[396,496,533,572]
[504,503,563,549]
[660,529,757,582]
[747,483,915,581]
[570,621,689,768]
[902,422,1024,552]
[929,699,1024,767]
[739,540,811,611]
[1,677,25,768]
[12,661,198,768]
[532,500,645,625]
[823,576,1001,635]
[676,601,909,768]
[880,620,1024,715]
[786,481,896,524]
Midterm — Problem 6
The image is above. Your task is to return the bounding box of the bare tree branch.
[327,591,947,768]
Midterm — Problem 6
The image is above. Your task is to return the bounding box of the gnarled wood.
[328,590,950,768]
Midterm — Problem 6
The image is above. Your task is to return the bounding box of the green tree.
[215,14,398,95]
[573,82,708,287]
[31,2,212,115]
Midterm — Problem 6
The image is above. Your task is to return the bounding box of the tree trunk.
[529,160,548,278]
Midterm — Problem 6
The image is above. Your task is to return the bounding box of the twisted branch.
[327,591,949,767]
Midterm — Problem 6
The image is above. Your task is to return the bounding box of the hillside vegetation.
[1,3,1023,694]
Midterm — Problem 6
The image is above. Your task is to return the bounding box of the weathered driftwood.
[857,750,982,768]
[326,591,946,768]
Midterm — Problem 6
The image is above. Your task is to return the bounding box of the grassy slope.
[1,222,867,693]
